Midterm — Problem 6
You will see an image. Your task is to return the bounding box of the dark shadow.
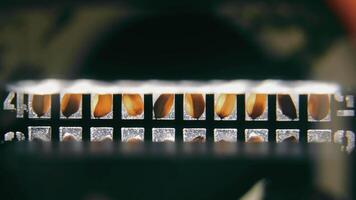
[83,13,297,80]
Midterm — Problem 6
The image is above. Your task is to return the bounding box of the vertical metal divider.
[0,91,4,141]
[144,94,153,142]
[330,94,336,142]
[294,94,302,143]
[205,94,214,143]
[236,94,245,142]
[113,94,121,142]
[268,95,277,143]
[82,94,91,142]
[175,94,183,142]
[299,95,308,143]
[295,95,303,143]
[0,128,3,142]
[22,94,30,140]
[352,92,356,146]
[329,94,339,140]
[51,94,60,142]
[0,115,3,141]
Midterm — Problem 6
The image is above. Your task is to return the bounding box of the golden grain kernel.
[247,135,264,143]
[154,94,174,118]
[308,94,330,120]
[215,94,236,119]
[99,135,113,142]
[190,136,205,143]
[127,137,142,144]
[62,133,77,142]
[32,94,51,117]
[61,94,82,118]
[123,94,144,116]
[92,94,113,118]
[282,136,298,143]
[185,93,205,119]
[277,94,297,119]
[246,94,267,119]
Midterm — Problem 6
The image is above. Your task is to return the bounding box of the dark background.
[0,0,353,83]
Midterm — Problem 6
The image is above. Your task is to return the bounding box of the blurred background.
[0,0,355,200]
[0,0,355,84]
